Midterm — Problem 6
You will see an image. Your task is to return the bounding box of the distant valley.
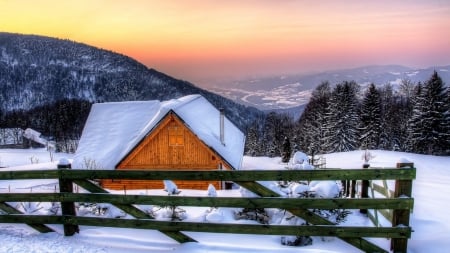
[210,65,450,111]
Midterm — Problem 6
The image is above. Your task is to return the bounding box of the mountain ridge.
[0,32,263,131]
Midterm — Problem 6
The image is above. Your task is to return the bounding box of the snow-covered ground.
[0,148,449,252]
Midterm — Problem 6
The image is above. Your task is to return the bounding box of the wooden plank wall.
[105,113,229,190]
[101,179,222,191]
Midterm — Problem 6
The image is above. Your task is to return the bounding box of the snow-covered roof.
[72,94,245,170]
[23,128,52,147]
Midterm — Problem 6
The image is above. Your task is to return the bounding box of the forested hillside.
[0,33,263,144]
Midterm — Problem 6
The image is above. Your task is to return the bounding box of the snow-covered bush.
[290,182,313,198]
[288,151,314,170]
[163,180,181,195]
[152,180,186,221]
[275,178,349,246]
[97,203,126,218]
[76,202,126,218]
[309,181,340,198]
[154,205,186,221]
[281,235,313,247]
[206,183,219,211]
[205,209,224,222]
[207,184,217,197]
[235,186,270,224]
[234,207,269,224]
[280,213,313,246]
[291,151,308,165]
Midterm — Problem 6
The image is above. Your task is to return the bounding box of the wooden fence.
[0,162,415,253]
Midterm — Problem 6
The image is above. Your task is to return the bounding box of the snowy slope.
[0,148,449,252]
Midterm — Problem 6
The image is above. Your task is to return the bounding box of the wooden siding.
[101,179,222,192]
[103,112,230,190]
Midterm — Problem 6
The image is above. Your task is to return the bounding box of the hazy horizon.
[2,0,449,87]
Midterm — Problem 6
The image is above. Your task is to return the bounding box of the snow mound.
[206,210,224,222]
[310,181,340,198]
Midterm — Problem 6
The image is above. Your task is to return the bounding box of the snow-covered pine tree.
[407,71,450,155]
[412,71,449,155]
[324,81,360,153]
[245,124,260,156]
[406,82,424,152]
[445,85,450,155]
[378,83,411,151]
[262,112,295,156]
[262,112,279,156]
[359,83,381,149]
[378,84,395,150]
[296,82,331,154]
[395,79,416,151]
[207,184,217,197]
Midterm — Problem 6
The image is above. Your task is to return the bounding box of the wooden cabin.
[73,95,245,191]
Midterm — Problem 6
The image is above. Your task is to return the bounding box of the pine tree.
[281,136,292,163]
[245,123,261,156]
[324,81,360,153]
[406,83,424,152]
[296,81,331,154]
[359,83,381,149]
[262,112,294,156]
[420,71,448,154]
[396,79,416,151]
[262,112,280,156]
[407,71,449,155]
[375,83,410,151]
[445,86,450,154]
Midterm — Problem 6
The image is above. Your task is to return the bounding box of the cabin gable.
[74,95,245,191]
[117,112,228,170]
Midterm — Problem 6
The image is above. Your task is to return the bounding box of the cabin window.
[168,126,184,146]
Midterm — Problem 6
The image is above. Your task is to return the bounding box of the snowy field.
[0,148,449,253]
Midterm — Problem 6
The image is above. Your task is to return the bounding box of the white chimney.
[219,108,225,145]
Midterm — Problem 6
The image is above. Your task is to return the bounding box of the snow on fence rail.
[0,162,415,253]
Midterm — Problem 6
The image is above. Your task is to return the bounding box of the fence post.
[391,160,413,253]
[350,180,356,198]
[58,158,79,236]
[360,163,369,214]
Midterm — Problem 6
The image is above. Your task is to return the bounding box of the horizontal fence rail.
[0,165,415,253]
[0,193,414,210]
[0,168,416,181]
[0,215,412,238]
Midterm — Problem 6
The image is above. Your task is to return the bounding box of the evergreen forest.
[245,71,449,157]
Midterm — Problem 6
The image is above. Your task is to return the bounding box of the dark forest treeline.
[246,71,449,157]
[0,99,92,151]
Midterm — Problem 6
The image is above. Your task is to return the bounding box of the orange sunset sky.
[1,0,449,87]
